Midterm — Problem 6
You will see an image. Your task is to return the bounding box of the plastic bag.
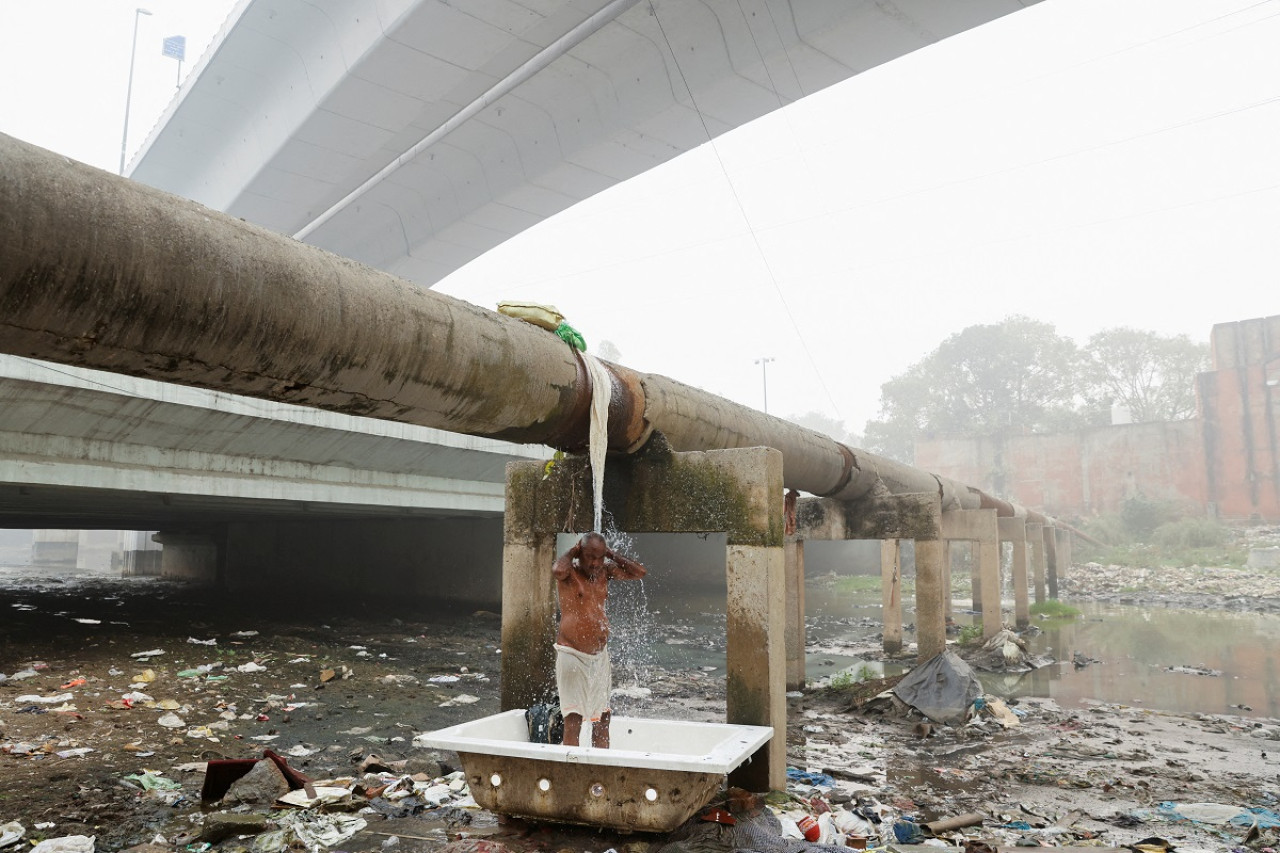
[497,301,564,331]
[525,702,564,744]
[555,321,586,351]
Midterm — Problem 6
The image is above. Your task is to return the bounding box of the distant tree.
[1081,328,1208,422]
[785,410,862,446]
[596,339,623,363]
[863,316,1082,463]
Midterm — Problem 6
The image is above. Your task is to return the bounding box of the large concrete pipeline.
[0,132,1003,513]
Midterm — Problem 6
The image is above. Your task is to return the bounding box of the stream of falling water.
[583,354,611,534]
[580,354,658,695]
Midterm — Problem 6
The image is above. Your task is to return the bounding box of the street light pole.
[754,356,775,414]
[120,7,153,176]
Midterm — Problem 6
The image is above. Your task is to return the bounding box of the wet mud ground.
[2,571,1279,852]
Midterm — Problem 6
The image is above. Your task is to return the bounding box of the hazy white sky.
[2,0,1276,435]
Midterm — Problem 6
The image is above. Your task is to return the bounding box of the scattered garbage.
[1167,665,1223,677]
[4,569,1280,852]
[30,838,95,853]
[965,628,1053,673]
[122,772,181,792]
[14,693,74,705]
[252,813,367,853]
[0,823,24,849]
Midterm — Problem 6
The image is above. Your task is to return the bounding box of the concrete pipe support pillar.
[500,446,786,792]
[784,539,806,692]
[1056,529,1072,584]
[999,517,1030,629]
[880,539,903,654]
[1044,525,1059,599]
[942,540,955,620]
[941,508,1002,638]
[1025,522,1045,604]
[499,529,560,712]
[914,539,947,660]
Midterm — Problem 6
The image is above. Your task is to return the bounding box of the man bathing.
[552,532,647,747]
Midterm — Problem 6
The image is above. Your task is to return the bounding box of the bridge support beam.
[500,445,786,792]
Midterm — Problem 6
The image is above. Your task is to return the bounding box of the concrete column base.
[153,530,221,584]
[120,549,163,577]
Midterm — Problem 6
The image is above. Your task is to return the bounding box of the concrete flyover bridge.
[129,0,1042,285]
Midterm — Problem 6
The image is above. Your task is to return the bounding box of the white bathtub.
[419,710,773,832]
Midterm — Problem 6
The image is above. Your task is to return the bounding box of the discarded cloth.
[785,768,835,788]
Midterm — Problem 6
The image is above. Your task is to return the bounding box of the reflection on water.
[804,584,1280,718]
[621,577,1280,718]
[1001,602,1280,717]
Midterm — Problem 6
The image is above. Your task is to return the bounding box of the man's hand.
[604,549,646,579]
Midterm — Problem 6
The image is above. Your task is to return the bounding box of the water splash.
[582,354,611,534]
[603,527,657,695]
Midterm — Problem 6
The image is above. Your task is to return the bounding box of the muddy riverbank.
[1,567,1278,852]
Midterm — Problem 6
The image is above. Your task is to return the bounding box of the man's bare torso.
[555,565,611,654]
[552,536,646,656]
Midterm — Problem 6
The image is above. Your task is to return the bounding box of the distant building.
[915,314,1280,524]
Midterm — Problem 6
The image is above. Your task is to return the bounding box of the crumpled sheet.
[655,807,849,853]
[1156,802,1280,828]
[252,812,366,852]
[892,651,982,724]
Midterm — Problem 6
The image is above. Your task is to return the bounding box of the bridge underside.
[0,356,542,602]
[0,482,497,530]
[0,355,542,530]
[132,0,1039,286]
